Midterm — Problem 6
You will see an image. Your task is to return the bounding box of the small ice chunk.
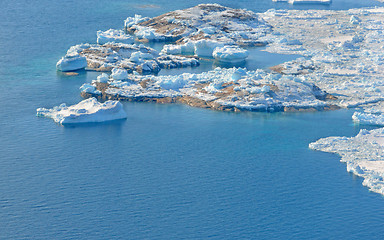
[111,68,128,80]
[96,73,109,83]
[194,39,224,57]
[231,68,247,81]
[80,83,101,95]
[350,15,361,25]
[213,46,249,63]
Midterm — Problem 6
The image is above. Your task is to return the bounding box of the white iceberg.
[194,39,224,57]
[97,29,134,45]
[36,98,127,125]
[56,53,87,72]
[213,46,249,63]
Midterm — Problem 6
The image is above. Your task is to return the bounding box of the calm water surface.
[1,0,384,239]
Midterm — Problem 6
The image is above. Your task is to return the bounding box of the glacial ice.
[310,128,384,195]
[56,53,87,72]
[36,98,127,125]
[213,46,249,63]
[194,40,224,57]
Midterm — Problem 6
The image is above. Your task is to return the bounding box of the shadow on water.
[62,118,127,128]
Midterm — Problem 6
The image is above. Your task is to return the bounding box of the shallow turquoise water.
[1,0,384,239]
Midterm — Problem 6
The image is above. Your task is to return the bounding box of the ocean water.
[1,0,384,239]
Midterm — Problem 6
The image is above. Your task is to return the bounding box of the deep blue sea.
[1,0,384,239]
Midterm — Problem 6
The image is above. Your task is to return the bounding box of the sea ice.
[81,67,333,112]
[36,98,127,125]
[310,128,384,195]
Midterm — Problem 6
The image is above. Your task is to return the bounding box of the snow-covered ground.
[36,98,127,125]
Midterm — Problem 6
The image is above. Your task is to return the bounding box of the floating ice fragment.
[213,46,249,63]
[36,98,127,125]
[56,53,87,72]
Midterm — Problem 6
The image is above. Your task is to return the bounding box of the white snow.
[56,53,87,72]
[310,128,384,195]
[97,29,134,45]
[36,98,127,125]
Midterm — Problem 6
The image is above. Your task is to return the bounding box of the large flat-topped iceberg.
[80,68,336,112]
[125,4,271,46]
[310,128,384,196]
[36,98,127,125]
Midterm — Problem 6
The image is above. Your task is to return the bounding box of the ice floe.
[125,4,271,46]
[36,98,127,125]
[80,67,336,112]
[310,128,384,195]
[260,8,384,109]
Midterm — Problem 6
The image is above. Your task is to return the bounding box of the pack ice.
[310,128,384,195]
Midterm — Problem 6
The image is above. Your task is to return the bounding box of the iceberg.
[213,46,249,63]
[310,128,384,196]
[56,53,87,72]
[36,98,127,125]
[194,40,224,57]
